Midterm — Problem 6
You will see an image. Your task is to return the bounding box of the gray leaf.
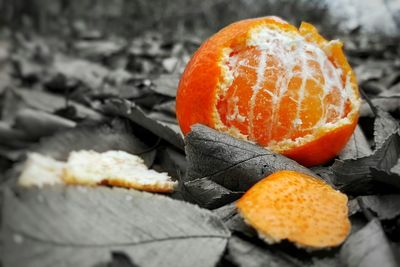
[102,99,184,150]
[185,124,317,189]
[183,178,243,209]
[339,125,372,160]
[15,88,103,122]
[226,236,301,267]
[33,119,154,165]
[360,97,400,118]
[50,55,109,92]
[356,195,400,220]
[213,203,255,237]
[370,158,400,190]
[14,108,76,140]
[151,74,179,97]
[73,40,127,61]
[1,186,230,267]
[340,219,398,267]
[373,108,399,149]
[331,132,400,193]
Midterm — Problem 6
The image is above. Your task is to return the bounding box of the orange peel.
[236,170,350,249]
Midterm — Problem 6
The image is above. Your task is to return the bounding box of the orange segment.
[236,170,350,249]
[176,17,360,166]
[216,47,261,135]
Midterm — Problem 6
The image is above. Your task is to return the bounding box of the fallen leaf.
[355,62,385,84]
[213,203,256,237]
[373,108,399,149]
[73,39,126,61]
[226,236,300,267]
[331,132,400,194]
[340,219,398,267]
[49,55,109,92]
[15,88,103,122]
[33,119,155,167]
[147,110,178,124]
[310,167,336,187]
[356,195,400,220]
[162,57,179,73]
[0,122,32,148]
[14,108,76,140]
[1,186,230,267]
[382,72,400,89]
[152,100,176,117]
[155,146,187,179]
[339,125,372,160]
[183,177,243,209]
[151,74,180,97]
[105,69,134,88]
[370,161,400,189]
[348,199,361,217]
[360,97,400,117]
[361,81,386,95]
[128,33,167,57]
[12,55,44,83]
[131,93,169,110]
[1,88,27,124]
[102,99,184,150]
[0,145,26,161]
[185,124,317,188]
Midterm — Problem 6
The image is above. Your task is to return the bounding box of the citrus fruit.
[236,170,350,249]
[176,16,361,166]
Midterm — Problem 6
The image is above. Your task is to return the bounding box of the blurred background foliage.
[0,0,332,39]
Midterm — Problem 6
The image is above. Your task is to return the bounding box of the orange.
[176,16,360,166]
[237,170,350,249]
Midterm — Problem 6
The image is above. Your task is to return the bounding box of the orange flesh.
[216,27,352,146]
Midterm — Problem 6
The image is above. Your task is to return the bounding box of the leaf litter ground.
[0,25,400,267]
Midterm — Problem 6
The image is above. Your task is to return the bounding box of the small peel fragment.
[18,153,65,187]
[64,150,177,193]
[18,150,177,193]
[236,170,350,249]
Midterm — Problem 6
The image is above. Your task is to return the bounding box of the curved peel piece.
[237,170,350,249]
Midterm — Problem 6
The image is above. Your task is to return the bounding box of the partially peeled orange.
[176,16,360,166]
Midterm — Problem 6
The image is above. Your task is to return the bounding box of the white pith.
[18,153,65,187]
[66,150,176,187]
[214,25,361,151]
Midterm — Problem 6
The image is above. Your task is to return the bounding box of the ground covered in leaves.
[0,24,400,267]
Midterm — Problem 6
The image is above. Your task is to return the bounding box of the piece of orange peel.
[18,151,177,193]
[237,170,350,249]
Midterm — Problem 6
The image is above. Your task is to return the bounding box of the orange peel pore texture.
[236,170,350,249]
